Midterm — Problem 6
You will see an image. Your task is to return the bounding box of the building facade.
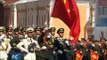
[94,0,107,40]
[4,0,50,28]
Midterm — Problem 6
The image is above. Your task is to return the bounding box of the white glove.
[41,46,47,50]
[58,50,63,54]
[24,49,29,53]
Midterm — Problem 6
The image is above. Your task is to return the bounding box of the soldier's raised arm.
[17,39,28,53]
[6,40,11,54]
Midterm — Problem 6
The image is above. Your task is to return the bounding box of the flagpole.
[45,5,50,27]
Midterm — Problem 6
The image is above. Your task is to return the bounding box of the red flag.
[76,50,83,60]
[91,51,99,60]
[52,0,80,45]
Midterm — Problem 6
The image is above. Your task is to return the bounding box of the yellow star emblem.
[64,0,66,4]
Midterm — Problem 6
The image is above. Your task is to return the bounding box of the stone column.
[13,4,17,28]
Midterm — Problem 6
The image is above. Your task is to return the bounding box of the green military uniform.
[6,27,13,40]
[34,26,49,60]
[34,26,42,43]
[53,28,67,60]
[46,27,56,49]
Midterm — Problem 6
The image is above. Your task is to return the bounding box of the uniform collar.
[49,33,55,38]
[27,37,34,42]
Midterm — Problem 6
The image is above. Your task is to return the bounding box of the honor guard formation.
[0,26,107,60]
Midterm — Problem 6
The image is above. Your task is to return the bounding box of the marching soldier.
[0,26,11,60]
[22,27,28,39]
[75,41,84,60]
[64,39,75,60]
[95,41,104,60]
[90,42,99,60]
[18,27,25,39]
[46,27,56,49]
[83,40,90,60]
[34,26,45,47]
[53,28,67,60]
[46,27,56,60]
[34,26,42,40]
[17,27,40,60]
[8,27,22,60]
[80,39,90,60]
[6,27,14,40]
[0,26,6,39]
[33,27,50,59]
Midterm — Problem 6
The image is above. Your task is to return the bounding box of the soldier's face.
[15,32,19,35]
[51,32,55,36]
[28,32,33,37]
[8,31,13,35]
[36,31,41,35]
[0,31,3,35]
[59,32,64,37]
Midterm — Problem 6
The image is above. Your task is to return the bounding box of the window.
[17,2,49,28]
[98,7,107,15]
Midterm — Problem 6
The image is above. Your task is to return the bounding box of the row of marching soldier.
[0,26,107,60]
